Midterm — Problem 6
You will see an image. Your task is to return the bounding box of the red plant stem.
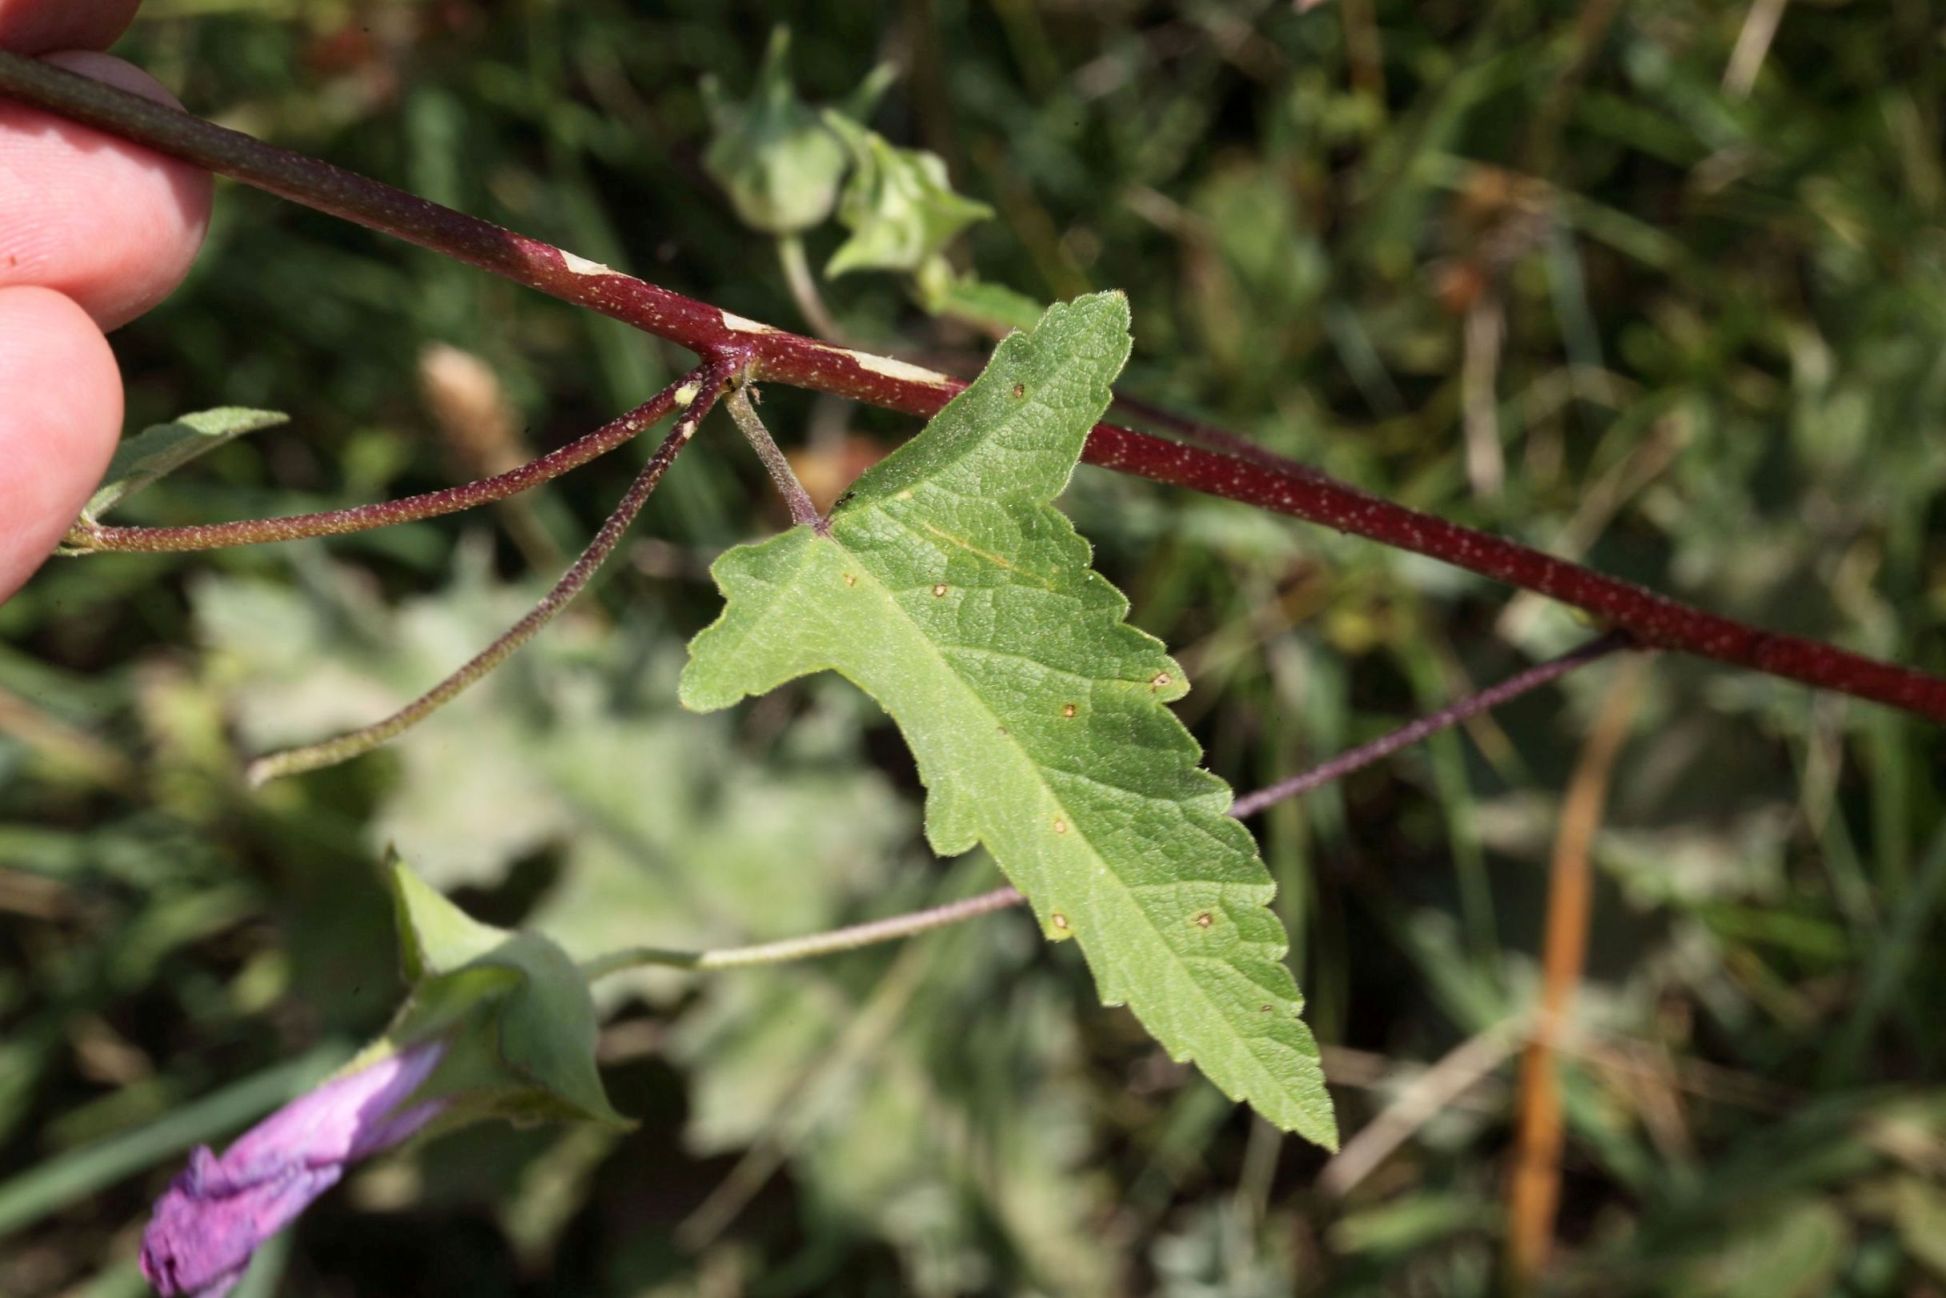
[1110,391,1327,481]
[1228,632,1635,820]
[4,52,1942,722]
[68,376,697,552]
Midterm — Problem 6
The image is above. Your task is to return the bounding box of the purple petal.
[140,1040,448,1297]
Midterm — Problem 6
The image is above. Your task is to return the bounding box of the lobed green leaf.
[680,292,1336,1145]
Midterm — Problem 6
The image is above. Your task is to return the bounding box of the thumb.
[0,284,120,600]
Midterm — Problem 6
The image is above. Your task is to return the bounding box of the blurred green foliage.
[4,2,1945,1295]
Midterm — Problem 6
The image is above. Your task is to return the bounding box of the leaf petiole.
[1229,630,1637,819]
[578,886,1025,981]
[724,380,826,534]
[66,378,703,554]
[245,357,739,784]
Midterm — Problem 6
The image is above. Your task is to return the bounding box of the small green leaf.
[823,112,993,278]
[387,858,626,1127]
[914,259,1048,335]
[701,27,858,236]
[680,293,1336,1146]
[78,407,287,524]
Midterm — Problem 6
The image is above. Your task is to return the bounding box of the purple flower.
[140,1039,450,1298]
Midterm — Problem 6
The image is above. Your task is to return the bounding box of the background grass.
[4,2,1946,1295]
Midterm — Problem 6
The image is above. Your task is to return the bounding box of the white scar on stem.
[559,250,613,277]
[716,313,950,386]
[719,310,779,335]
[841,349,952,387]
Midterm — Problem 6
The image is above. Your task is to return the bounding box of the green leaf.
[823,112,993,278]
[387,858,627,1127]
[679,292,1336,1146]
[701,27,862,236]
[76,407,287,525]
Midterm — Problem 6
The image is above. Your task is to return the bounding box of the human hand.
[0,0,211,600]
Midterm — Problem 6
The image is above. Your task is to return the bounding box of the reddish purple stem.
[0,52,1941,721]
[1228,632,1636,820]
[71,378,695,552]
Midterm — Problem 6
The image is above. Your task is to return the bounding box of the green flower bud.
[823,111,993,278]
[701,28,850,235]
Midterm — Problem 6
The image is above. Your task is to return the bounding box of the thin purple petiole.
[1227,630,1636,820]
[649,631,1640,958]
[246,356,740,784]
[65,375,703,554]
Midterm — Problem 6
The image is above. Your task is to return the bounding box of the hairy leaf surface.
[681,293,1334,1145]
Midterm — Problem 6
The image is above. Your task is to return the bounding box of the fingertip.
[0,285,121,600]
[0,53,213,330]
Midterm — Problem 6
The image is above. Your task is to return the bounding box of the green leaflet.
[62,407,287,550]
[680,293,1336,1146]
